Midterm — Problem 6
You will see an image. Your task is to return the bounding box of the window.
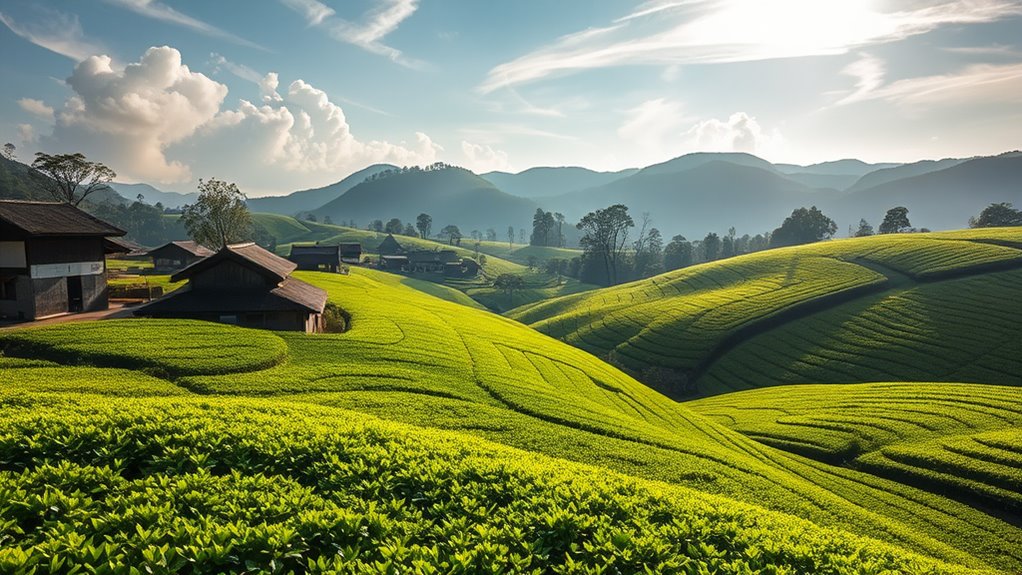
[0,276,16,301]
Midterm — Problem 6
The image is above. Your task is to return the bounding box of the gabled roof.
[171,242,297,283]
[149,240,215,258]
[104,237,146,255]
[136,276,327,315]
[0,200,125,237]
[377,234,403,254]
[289,244,340,257]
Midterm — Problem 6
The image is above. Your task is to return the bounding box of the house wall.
[27,237,105,265]
[190,260,272,290]
[0,275,34,320]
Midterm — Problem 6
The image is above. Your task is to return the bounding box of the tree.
[577,204,634,285]
[970,203,1022,228]
[30,152,116,206]
[323,215,333,225]
[439,224,462,245]
[770,206,838,247]
[403,223,418,237]
[494,273,525,307]
[530,209,558,246]
[305,213,317,222]
[854,218,874,237]
[507,225,515,249]
[1,143,15,160]
[879,206,911,234]
[370,220,384,233]
[385,218,404,234]
[485,228,497,242]
[554,212,565,247]
[181,178,252,249]
[663,235,693,271]
[703,232,721,261]
[416,213,432,238]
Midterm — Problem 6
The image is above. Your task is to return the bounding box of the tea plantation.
[3,263,1022,572]
[510,228,1022,396]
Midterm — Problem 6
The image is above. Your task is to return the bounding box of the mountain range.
[2,150,1019,241]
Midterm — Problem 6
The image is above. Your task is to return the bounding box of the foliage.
[439,224,462,245]
[416,213,432,238]
[577,204,634,285]
[88,199,172,246]
[29,152,117,206]
[530,208,560,247]
[879,206,912,234]
[769,206,837,247]
[970,203,1022,228]
[854,218,874,237]
[321,302,350,333]
[663,235,694,270]
[181,178,252,249]
[494,273,525,306]
[1,142,14,160]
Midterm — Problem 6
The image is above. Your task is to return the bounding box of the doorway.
[67,276,83,312]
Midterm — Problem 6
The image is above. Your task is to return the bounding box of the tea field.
[690,382,1022,513]
[2,266,1022,572]
[510,228,1022,396]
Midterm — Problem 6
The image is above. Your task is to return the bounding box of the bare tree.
[31,152,116,206]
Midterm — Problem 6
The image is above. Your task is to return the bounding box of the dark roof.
[339,243,362,255]
[136,276,327,315]
[0,200,125,237]
[377,234,403,254]
[289,244,340,257]
[149,240,215,258]
[172,243,297,283]
[104,237,146,255]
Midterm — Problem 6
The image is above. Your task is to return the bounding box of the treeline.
[360,162,457,185]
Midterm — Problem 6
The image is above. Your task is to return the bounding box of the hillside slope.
[313,167,538,231]
[2,271,1021,570]
[482,166,638,197]
[247,163,396,215]
[510,228,1022,397]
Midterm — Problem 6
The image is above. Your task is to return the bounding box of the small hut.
[377,234,404,256]
[289,244,341,272]
[148,241,214,272]
[339,243,363,264]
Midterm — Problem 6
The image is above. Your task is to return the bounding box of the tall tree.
[770,206,838,247]
[969,203,1022,228]
[181,178,252,249]
[879,206,911,234]
[577,204,634,285]
[494,273,525,307]
[554,212,566,247]
[403,223,418,237]
[703,232,721,261]
[385,218,404,234]
[854,218,874,237]
[663,235,693,271]
[439,224,462,245]
[30,152,116,206]
[416,213,432,238]
[485,228,497,242]
[507,225,515,249]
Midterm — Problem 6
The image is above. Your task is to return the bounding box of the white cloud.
[618,98,689,156]
[480,0,1022,92]
[104,0,266,51]
[17,98,55,121]
[844,62,1022,107]
[18,124,37,144]
[835,53,887,105]
[52,46,229,183]
[281,0,421,66]
[461,141,511,173]
[0,9,104,62]
[683,112,780,155]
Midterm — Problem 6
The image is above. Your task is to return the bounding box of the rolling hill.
[312,166,538,231]
[247,163,396,216]
[481,166,638,198]
[0,155,127,206]
[509,228,1022,398]
[2,268,1021,571]
[107,182,197,208]
[845,157,968,193]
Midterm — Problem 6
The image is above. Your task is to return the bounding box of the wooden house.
[148,240,214,272]
[289,244,341,272]
[407,249,460,273]
[377,234,404,256]
[0,200,125,321]
[135,242,328,333]
[380,255,408,271]
[339,243,363,264]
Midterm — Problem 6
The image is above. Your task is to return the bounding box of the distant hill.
[833,154,1022,230]
[312,166,538,231]
[637,152,777,177]
[776,159,901,177]
[108,182,197,209]
[481,166,638,198]
[0,155,126,206]
[543,160,818,237]
[780,172,860,191]
[845,158,968,193]
[247,164,396,216]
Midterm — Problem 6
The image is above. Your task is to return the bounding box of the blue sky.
[1,0,1020,196]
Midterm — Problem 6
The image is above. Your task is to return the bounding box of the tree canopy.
[879,206,911,234]
[970,202,1022,228]
[416,213,432,238]
[769,206,837,247]
[181,178,252,249]
[30,152,116,206]
[577,204,634,285]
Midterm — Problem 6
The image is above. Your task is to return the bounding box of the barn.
[148,240,214,272]
[289,244,342,272]
[135,242,328,332]
[0,200,125,321]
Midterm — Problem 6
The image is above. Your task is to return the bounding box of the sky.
[1,0,1021,197]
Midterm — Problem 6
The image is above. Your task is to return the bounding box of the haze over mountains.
[4,150,1019,240]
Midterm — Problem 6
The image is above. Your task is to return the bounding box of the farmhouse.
[339,242,363,264]
[148,240,214,272]
[377,233,404,255]
[0,200,126,321]
[135,242,328,333]
[289,244,341,272]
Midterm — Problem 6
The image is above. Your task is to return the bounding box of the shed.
[380,255,408,271]
[289,244,341,272]
[135,242,328,333]
[339,243,363,264]
[377,234,404,255]
[148,240,214,272]
[0,200,125,320]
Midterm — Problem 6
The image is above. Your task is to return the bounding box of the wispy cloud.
[0,9,105,62]
[104,0,268,51]
[280,0,421,66]
[17,98,55,121]
[480,0,1022,93]
[834,53,887,106]
[843,62,1022,107]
